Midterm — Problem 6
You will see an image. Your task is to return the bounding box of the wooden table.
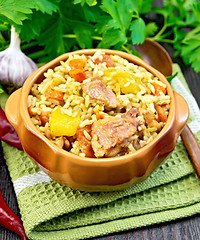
[0,56,200,240]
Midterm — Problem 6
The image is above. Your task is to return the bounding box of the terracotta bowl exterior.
[5,49,189,192]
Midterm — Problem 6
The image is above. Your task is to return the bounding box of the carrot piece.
[76,125,95,158]
[96,113,104,120]
[95,109,105,120]
[152,82,166,96]
[68,59,85,70]
[45,89,64,101]
[69,69,87,83]
[94,54,114,67]
[40,111,49,126]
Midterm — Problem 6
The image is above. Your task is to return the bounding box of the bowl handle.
[173,91,189,135]
[5,88,22,131]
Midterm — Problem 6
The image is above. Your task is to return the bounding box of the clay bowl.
[133,39,200,180]
[5,49,189,192]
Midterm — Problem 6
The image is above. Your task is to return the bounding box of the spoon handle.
[181,124,200,179]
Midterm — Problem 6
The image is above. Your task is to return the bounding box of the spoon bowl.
[133,39,173,77]
[133,38,200,179]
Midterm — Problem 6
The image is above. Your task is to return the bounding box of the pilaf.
[27,50,170,158]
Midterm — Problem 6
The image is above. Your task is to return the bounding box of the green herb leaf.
[95,16,120,34]
[35,0,59,14]
[0,32,7,48]
[0,83,4,94]
[102,0,134,34]
[152,6,169,19]
[130,47,142,59]
[178,26,200,72]
[98,28,127,48]
[181,39,200,56]
[0,0,35,25]
[38,17,65,61]
[82,4,102,22]
[73,22,93,48]
[166,72,178,83]
[146,22,159,36]
[73,0,97,6]
[1,0,199,73]
[0,0,59,26]
[15,10,47,42]
[130,18,146,44]
[192,2,200,22]
[139,0,154,14]
[0,23,9,31]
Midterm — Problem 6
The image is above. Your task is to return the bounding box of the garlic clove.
[0,26,38,87]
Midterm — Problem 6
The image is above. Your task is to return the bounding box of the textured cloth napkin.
[1,64,200,240]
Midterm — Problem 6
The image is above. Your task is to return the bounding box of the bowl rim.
[20,48,175,165]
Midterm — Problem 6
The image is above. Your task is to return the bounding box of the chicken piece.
[82,77,119,109]
[54,136,64,148]
[63,137,71,151]
[143,111,162,131]
[154,103,168,122]
[51,135,71,151]
[122,107,139,123]
[44,129,51,139]
[91,108,140,158]
[76,125,95,158]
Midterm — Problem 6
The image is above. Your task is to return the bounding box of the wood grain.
[181,124,200,180]
[0,142,22,240]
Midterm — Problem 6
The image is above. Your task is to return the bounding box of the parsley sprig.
[0,0,199,73]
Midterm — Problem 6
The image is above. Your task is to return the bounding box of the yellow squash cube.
[50,107,80,137]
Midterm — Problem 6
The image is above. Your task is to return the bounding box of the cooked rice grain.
[28,50,170,158]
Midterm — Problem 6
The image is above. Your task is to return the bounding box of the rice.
[27,50,170,158]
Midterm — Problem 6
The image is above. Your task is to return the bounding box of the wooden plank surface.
[0,63,200,240]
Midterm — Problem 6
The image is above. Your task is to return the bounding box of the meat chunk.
[91,108,140,158]
[53,136,64,148]
[82,77,119,109]
[122,107,139,123]
[154,103,168,122]
[76,125,95,158]
[63,137,71,151]
[143,111,162,131]
[52,136,71,151]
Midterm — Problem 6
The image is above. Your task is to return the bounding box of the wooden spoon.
[133,38,200,179]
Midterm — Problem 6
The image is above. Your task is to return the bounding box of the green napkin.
[1,64,200,240]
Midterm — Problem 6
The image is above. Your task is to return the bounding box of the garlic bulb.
[0,26,38,87]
